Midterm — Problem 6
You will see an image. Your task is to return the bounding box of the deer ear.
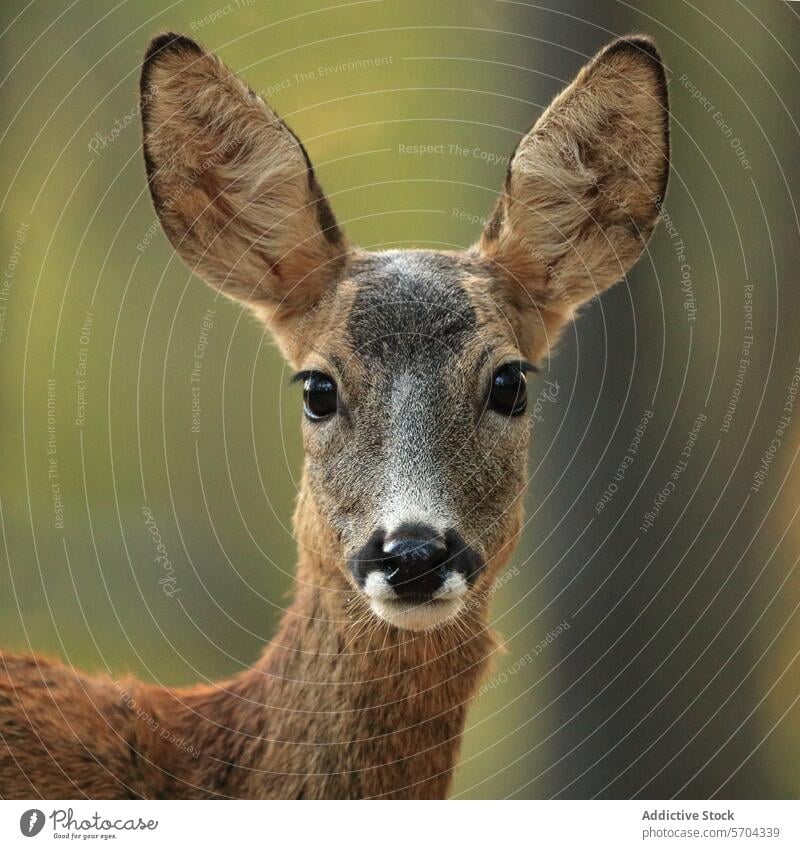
[140,33,347,332]
[477,36,669,323]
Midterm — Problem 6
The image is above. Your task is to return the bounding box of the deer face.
[141,33,669,631]
[293,249,535,630]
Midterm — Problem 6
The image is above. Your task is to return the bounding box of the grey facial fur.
[302,250,530,572]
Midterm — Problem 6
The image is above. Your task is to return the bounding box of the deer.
[0,32,669,799]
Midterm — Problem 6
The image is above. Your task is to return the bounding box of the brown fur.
[1,559,496,799]
[0,32,669,799]
[139,33,347,347]
[479,36,669,339]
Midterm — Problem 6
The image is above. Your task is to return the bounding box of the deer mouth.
[362,571,468,631]
[369,596,467,631]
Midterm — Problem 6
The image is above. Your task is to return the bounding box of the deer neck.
[174,487,498,799]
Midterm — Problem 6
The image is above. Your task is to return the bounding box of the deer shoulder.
[0,652,175,798]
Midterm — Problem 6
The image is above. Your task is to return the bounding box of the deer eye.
[300,371,338,421]
[489,363,528,416]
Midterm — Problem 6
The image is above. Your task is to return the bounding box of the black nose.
[382,529,448,599]
[348,524,485,600]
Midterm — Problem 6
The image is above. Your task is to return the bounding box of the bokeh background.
[2,0,799,798]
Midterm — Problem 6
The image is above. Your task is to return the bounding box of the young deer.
[0,33,668,799]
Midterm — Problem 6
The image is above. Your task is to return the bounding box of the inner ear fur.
[477,35,670,324]
[140,32,348,330]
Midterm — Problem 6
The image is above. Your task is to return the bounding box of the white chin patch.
[363,571,468,632]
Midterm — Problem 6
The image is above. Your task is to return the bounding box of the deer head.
[141,33,669,632]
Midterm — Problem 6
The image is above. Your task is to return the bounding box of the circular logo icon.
[19,809,45,837]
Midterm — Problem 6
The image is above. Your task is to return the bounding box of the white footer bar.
[1,800,797,847]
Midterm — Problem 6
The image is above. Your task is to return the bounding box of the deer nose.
[381,528,448,599]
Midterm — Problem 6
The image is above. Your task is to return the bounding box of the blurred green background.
[1,0,799,798]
